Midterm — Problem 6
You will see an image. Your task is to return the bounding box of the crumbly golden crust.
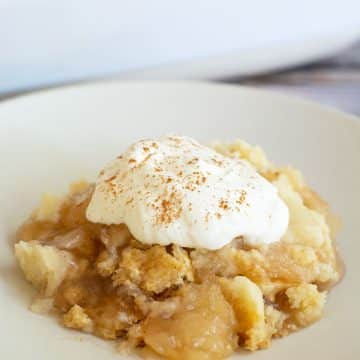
[112,245,193,294]
[63,304,94,333]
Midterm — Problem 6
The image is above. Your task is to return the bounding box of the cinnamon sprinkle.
[219,199,229,210]
[156,191,183,225]
[237,190,247,205]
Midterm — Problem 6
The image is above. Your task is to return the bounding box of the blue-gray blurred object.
[1,0,360,94]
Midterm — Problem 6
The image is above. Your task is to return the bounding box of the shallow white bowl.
[0,82,359,359]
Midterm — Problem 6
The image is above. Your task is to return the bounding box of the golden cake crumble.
[14,140,342,359]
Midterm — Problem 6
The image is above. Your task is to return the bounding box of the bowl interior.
[0,82,359,359]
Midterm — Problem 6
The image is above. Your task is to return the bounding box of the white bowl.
[0,81,359,359]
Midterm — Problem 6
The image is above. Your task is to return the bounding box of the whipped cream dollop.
[86,135,289,249]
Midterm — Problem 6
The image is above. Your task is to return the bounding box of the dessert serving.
[15,135,341,359]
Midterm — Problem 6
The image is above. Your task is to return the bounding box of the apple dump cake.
[15,135,341,359]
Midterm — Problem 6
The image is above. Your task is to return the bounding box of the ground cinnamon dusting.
[237,190,247,205]
[219,199,229,210]
[187,157,199,165]
[156,192,183,225]
[212,158,224,166]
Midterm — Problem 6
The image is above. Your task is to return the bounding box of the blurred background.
[1,0,360,114]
